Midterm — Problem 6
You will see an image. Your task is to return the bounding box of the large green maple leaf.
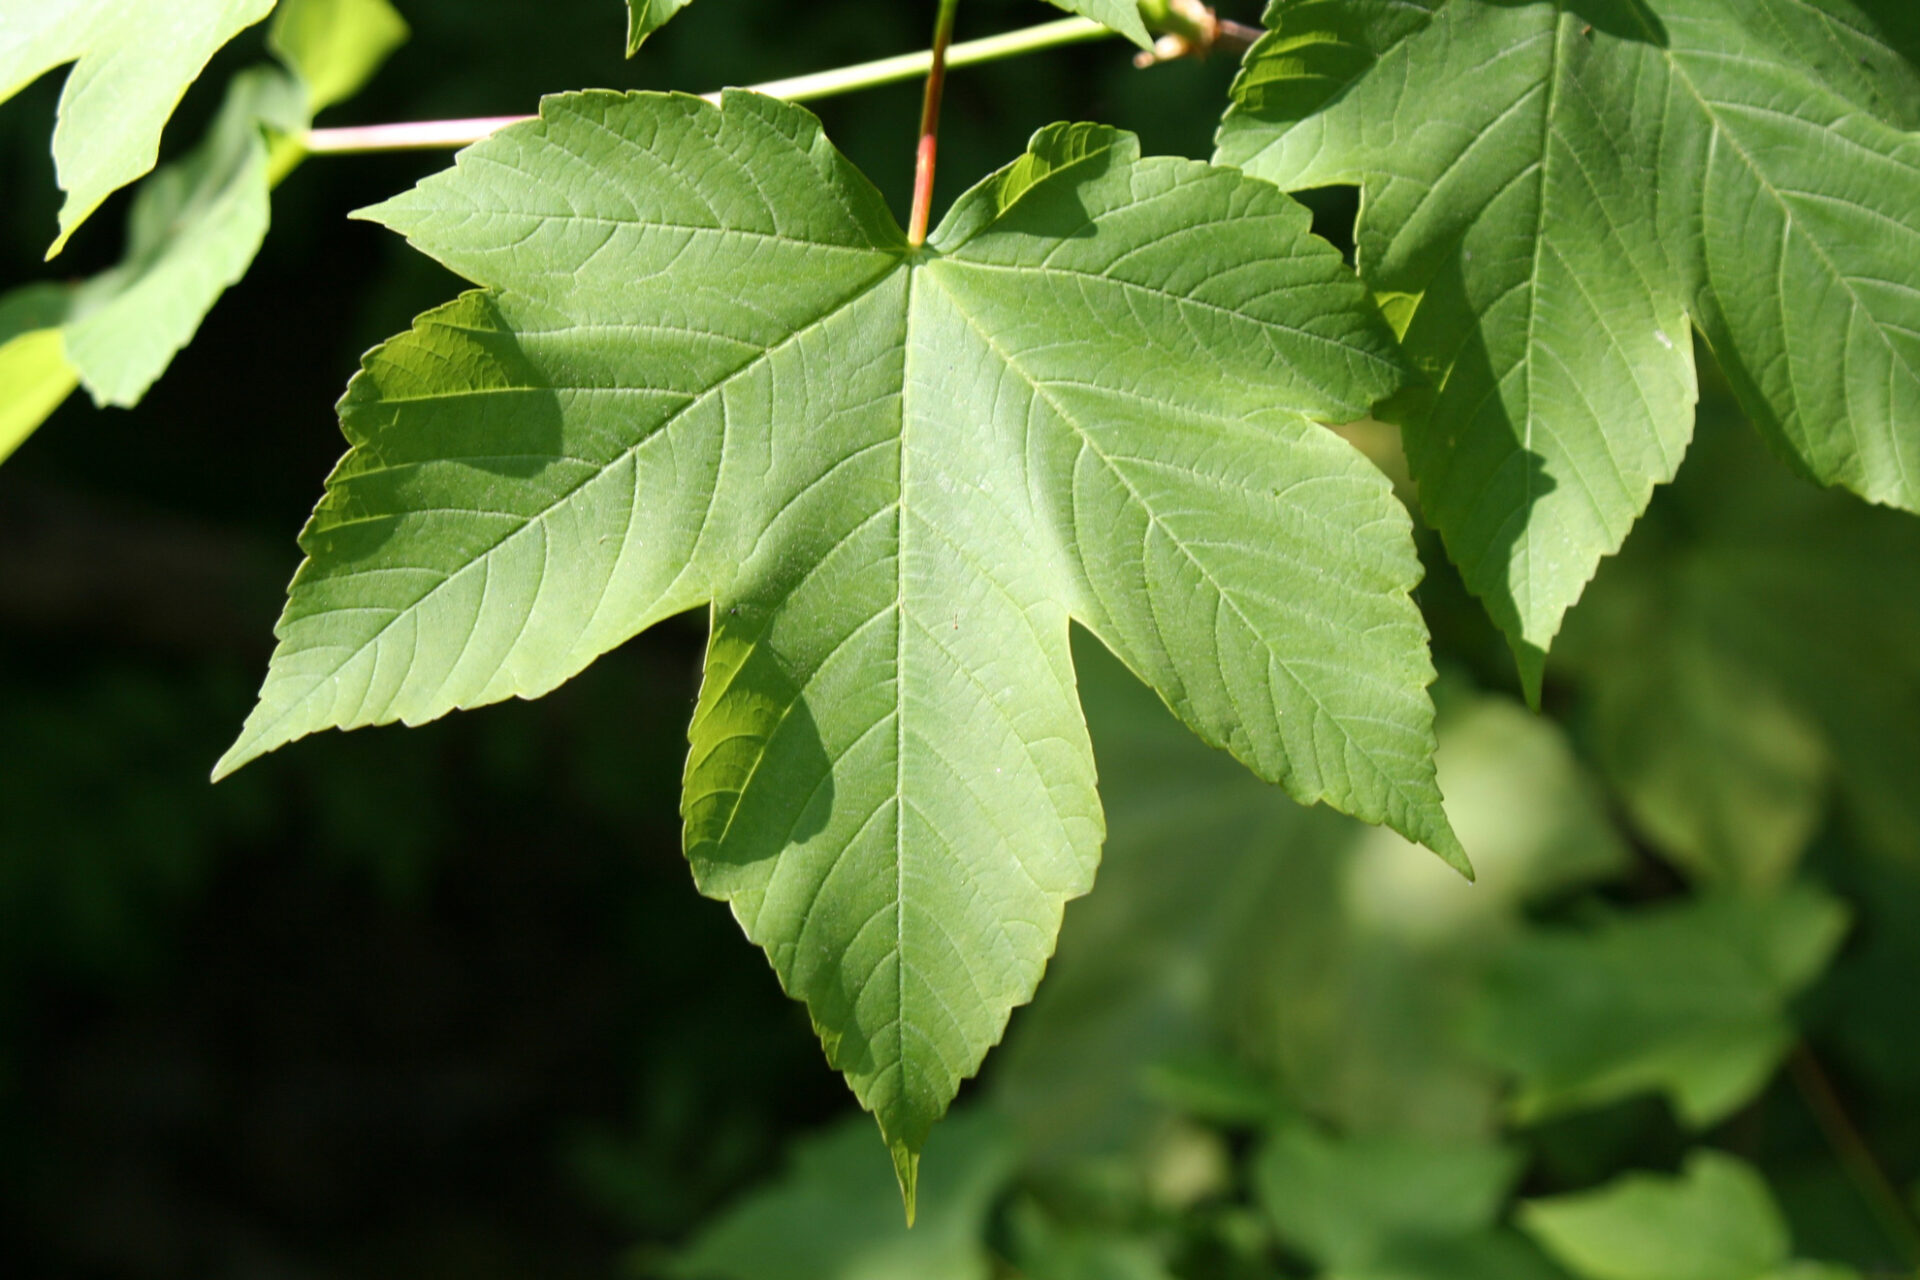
[1217,0,1920,692]
[217,89,1463,1199]
[0,0,277,256]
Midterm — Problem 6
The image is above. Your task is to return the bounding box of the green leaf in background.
[1563,398,1920,876]
[0,285,78,464]
[664,1110,1013,1280]
[1520,1151,1859,1280]
[269,0,407,115]
[1468,887,1850,1127]
[995,642,1624,1160]
[1568,620,1829,893]
[1003,1196,1181,1280]
[624,0,696,55]
[1216,0,1920,693]
[0,67,291,457]
[1254,1126,1521,1273]
[217,90,1460,1202]
[59,67,298,409]
[0,0,277,257]
[0,0,406,463]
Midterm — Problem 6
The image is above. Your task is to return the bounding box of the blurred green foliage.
[1,1,1917,1277]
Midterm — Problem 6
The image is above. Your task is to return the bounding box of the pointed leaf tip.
[1516,642,1546,713]
[1431,826,1475,883]
[891,1142,919,1227]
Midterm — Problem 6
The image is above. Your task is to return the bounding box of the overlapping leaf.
[666,1110,1014,1280]
[0,287,77,463]
[0,0,405,462]
[1521,1152,1860,1280]
[1559,392,1920,882]
[0,0,276,256]
[270,0,406,116]
[1047,0,1152,47]
[217,89,1463,1199]
[1217,0,1920,691]
[624,0,697,54]
[996,647,1622,1158]
[1467,887,1849,1126]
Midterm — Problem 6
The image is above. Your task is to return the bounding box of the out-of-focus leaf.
[1468,887,1850,1127]
[1140,1054,1296,1129]
[1253,1125,1521,1272]
[60,66,296,409]
[1345,1231,1572,1280]
[996,645,1625,1159]
[0,1,405,459]
[624,0,696,54]
[664,1110,1013,1280]
[0,0,277,256]
[270,0,408,114]
[1341,688,1629,944]
[1519,1151,1855,1280]
[1573,623,1828,891]
[993,636,1351,1162]
[0,285,78,462]
[1562,398,1920,874]
[1004,1196,1179,1280]
[0,61,286,453]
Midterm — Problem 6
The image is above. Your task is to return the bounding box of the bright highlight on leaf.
[218,89,1464,1197]
[1217,0,1920,693]
[0,0,277,257]
[270,0,407,115]
[0,288,79,464]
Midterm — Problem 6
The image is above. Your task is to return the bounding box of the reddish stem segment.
[906,0,961,248]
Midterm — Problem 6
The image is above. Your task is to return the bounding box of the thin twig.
[1788,1042,1920,1272]
[300,15,1112,154]
[297,6,1262,156]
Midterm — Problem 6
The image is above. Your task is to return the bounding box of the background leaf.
[1467,888,1850,1127]
[1253,1127,1522,1273]
[1520,1152,1826,1280]
[1562,392,1920,876]
[269,0,408,115]
[1216,0,1920,691]
[0,0,277,256]
[624,0,698,55]
[0,0,407,461]
[995,642,1625,1161]
[0,285,77,463]
[664,1109,1014,1280]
